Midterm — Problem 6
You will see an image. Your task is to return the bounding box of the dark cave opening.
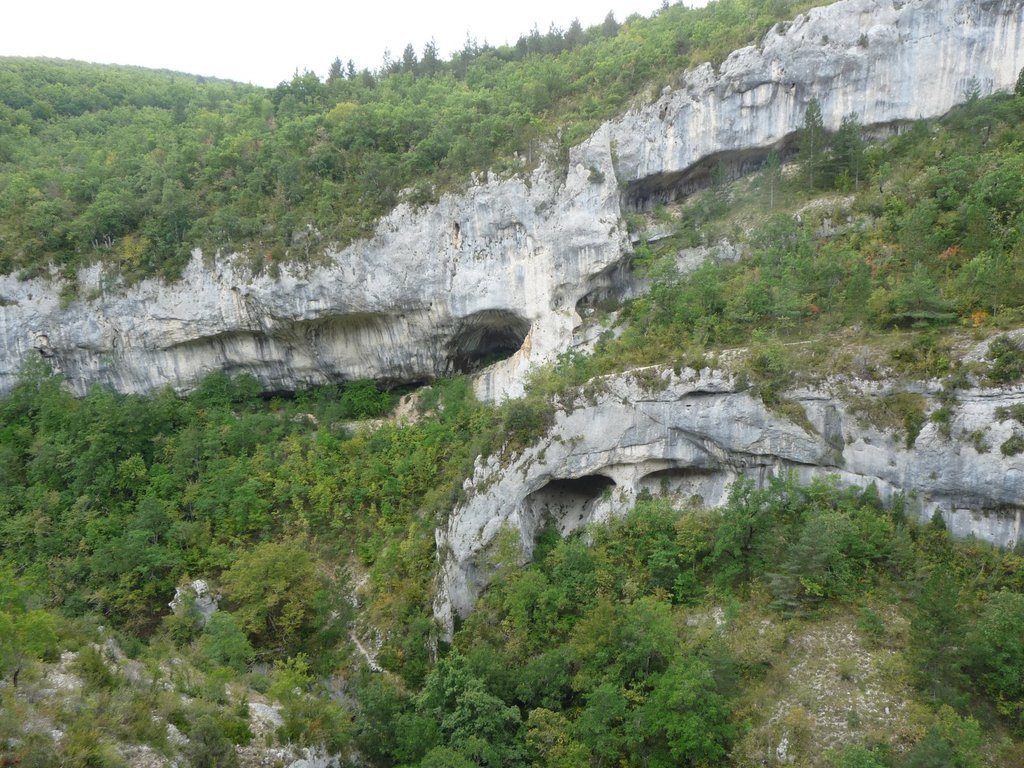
[445,310,531,374]
[524,474,617,537]
[621,145,792,213]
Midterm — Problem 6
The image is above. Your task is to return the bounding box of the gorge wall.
[1,0,1023,400]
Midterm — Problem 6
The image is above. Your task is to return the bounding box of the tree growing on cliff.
[799,96,829,190]
[832,114,866,190]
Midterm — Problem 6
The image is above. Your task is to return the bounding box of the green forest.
[3,0,1024,765]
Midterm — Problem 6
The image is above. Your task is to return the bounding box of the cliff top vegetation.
[0,0,828,282]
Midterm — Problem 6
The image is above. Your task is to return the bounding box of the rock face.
[0,168,625,400]
[1,0,1023,400]
[434,367,1024,634]
[612,0,1024,209]
[168,579,219,626]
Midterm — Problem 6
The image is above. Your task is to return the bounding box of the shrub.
[1001,433,1024,457]
[987,335,1024,384]
[198,612,253,673]
[968,590,1024,724]
[74,645,118,691]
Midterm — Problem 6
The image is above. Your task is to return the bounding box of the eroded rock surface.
[435,367,1024,635]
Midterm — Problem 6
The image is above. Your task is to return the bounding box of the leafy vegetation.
[2,360,1023,764]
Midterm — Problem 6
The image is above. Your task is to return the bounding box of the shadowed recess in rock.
[621,145,787,212]
[524,474,617,537]
[445,310,531,374]
[575,259,642,312]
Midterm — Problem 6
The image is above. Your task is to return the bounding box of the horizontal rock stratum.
[1,0,1023,399]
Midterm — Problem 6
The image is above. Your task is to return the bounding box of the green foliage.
[74,644,119,691]
[848,392,928,448]
[220,539,343,658]
[0,366,494,682]
[0,570,59,686]
[828,744,888,767]
[712,476,895,608]
[9,55,1024,750]
[908,568,969,707]
[182,714,240,768]
[968,591,1024,726]
[901,706,982,768]
[635,655,735,765]
[198,612,253,672]
[1002,433,1024,457]
[995,403,1024,425]
[741,331,794,407]
[335,379,397,419]
[799,96,829,190]
[987,335,1024,385]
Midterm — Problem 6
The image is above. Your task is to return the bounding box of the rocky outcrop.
[612,0,1024,208]
[2,0,1023,399]
[434,366,1024,635]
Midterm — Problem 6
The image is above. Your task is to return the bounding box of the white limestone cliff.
[1,0,1022,400]
[434,366,1024,635]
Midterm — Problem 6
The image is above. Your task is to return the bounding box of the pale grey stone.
[434,368,1024,636]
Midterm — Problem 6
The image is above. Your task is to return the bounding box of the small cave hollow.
[445,310,530,374]
[575,259,640,314]
[638,466,730,508]
[621,144,791,213]
[524,474,617,538]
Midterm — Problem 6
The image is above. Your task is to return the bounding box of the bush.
[987,335,1024,385]
[182,715,239,768]
[1001,433,1024,457]
[198,612,253,673]
[74,645,118,691]
[968,590,1024,724]
[337,379,396,419]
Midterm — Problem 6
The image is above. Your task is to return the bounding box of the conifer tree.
[832,114,866,190]
[799,96,828,190]
[327,57,343,83]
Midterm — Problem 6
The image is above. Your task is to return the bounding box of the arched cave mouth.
[446,310,531,374]
[524,474,617,538]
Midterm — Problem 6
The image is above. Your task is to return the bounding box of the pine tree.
[908,568,968,706]
[602,12,620,37]
[798,96,828,191]
[762,150,781,209]
[831,114,865,191]
[327,57,343,83]
[421,40,441,76]
[401,43,418,74]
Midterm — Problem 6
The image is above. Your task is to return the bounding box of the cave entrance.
[621,145,791,212]
[523,474,617,538]
[445,310,530,374]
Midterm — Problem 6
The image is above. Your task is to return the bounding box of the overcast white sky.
[3,1,710,87]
